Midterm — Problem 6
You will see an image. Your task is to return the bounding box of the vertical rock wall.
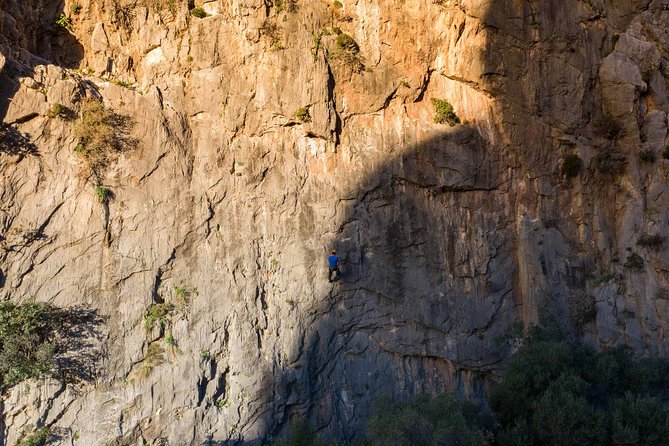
[1,0,668,444]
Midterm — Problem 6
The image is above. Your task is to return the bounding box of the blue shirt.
[328,255,339,268]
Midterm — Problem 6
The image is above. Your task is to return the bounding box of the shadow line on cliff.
[220,122,518,445]
[54,305,108,385]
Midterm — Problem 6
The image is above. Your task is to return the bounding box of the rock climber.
[328,249,340,283]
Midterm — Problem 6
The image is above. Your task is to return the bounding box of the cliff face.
[1,0,668,444]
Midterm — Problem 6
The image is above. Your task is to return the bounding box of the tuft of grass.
[144,303,174,331]
[561,154,582,178]
[174,285,197,311]
[17,427,52,446]
[273,0,297,13]
[190,7,207,18]
[199,349,210,363]
[165,330,176,347]
[311,28,330,61]
[47,103,66,118]
[94,185,110,204]
[639,150,657,163]
[55,14,73,31]
[139,343,165,378]
[431,98,460,126]
[294,107,311,123]
[112,80,135,89]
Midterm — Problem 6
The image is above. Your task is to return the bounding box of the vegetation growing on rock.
[190,7,207,18]
[491,327,669,446]
[16,427,52,446]
[639,149,656,163]
[561,154,582,178]
[431,98,460,126]
[333,32,363,71]
[0,301,62,390]
[74,98,135,178]
[294,106,311,123]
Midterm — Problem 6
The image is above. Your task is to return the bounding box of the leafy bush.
[593,115,623,139]
[190,7,207,18]
[55,14,73,31]
[47,103,66,118]
[367,394,493,446]
[144,303,174,330]
[74,98,135,178]
[333,0,343,9]
[294,107,311,123]
[17,427,52,446]
[624,252,644,269]
[561,154,582,178]
[333,33,363,72]
[273,0,297,13]
[94,185,110,203]
[272,419,326,446]
[491,327,669,446]
[639,150,657,163]
[431,98,460,126]
[0,301,64,390]
[335,33,359,53]
[637,234,664,248]
[70,2,82,14]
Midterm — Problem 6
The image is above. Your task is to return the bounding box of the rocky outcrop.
[1,0,669,444]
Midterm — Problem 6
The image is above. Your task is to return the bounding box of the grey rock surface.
[1,0,669,444]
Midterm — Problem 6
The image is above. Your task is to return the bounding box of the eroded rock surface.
[1,0,669,444]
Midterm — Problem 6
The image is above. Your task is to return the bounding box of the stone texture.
[0,0,669,444]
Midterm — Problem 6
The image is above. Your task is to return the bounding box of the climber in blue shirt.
[328,250,340,283]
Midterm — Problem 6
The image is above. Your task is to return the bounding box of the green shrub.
[333,0,343,9]
[332,32,363,71]
[0,302,64,390]
[70,2,82,14]
[624,252,644,269]
[561,154,582,178]
[190,7,207,18]
[294,107,311,123]
[273,0,297,13]
[431,98,460,126]
[94,185,110,203]
[335,33,359,53]
[55,14,73,31]
[17,427,52,446]
[144,303,174,330]
[639,150,657,163]
[662,147,669,159]
[47,103,66,118]
[272,419,326,446]
[367,394,493,446]
[594,115,623,139]
[637,234,664,248]
[74,98,134,177]
[491,327,669,446]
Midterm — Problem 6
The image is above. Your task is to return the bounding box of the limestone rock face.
[1,0,669,444]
